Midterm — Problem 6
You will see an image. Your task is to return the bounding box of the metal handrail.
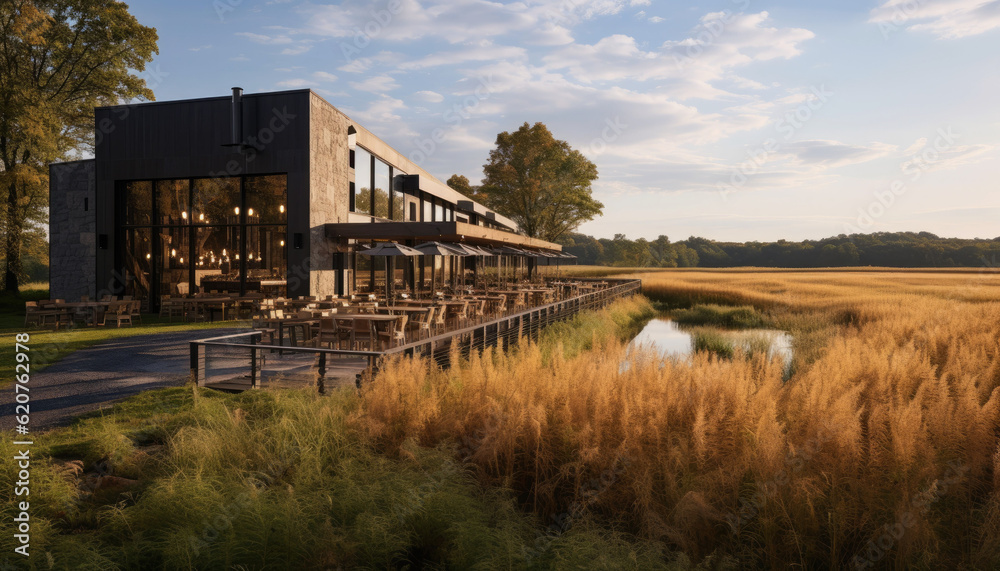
[190,278,642,389]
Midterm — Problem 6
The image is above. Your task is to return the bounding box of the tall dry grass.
[354,270,1000,568]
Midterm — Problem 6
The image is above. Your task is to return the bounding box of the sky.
[126,0,1000,242]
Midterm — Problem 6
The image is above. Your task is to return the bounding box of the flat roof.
[324,221,562,252]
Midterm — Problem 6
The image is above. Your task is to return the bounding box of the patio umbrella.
[357,242,423,300]
[414,241,468,292]
[456,244,494,289]
[443,243,483,289]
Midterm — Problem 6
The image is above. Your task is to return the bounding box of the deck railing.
[189,277,642,391]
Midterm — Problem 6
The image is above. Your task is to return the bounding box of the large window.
[353,147,372,215]
[373,159,390,219]
[118,175,288,304]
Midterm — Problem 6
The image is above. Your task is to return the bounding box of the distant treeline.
[559,231,1000,268]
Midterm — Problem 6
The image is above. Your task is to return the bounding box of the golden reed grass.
[352,270,1000,568]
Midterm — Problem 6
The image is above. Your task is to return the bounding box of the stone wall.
[49,160,96,301]
[309,92,352,295]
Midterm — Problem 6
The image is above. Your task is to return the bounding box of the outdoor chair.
[100,302,130,327]
[432,304,447,334]
[445,302,468,330]
[352,318,375,351]
[333,317,356,349]
[128,300,142,324]
[24,302,41,328]
[406,307,435,341]
[374,316,406,350]
[183,301,206,322]
[313,317,338,349]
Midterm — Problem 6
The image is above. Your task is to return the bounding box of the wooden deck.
[191,278,642,392]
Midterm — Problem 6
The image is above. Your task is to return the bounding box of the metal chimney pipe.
[231,87,243,146]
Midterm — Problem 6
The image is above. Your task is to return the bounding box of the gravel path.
[2,328,248,432]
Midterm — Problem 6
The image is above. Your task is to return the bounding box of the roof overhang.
[324,221,562,252]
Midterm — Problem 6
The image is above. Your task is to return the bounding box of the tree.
[0,0,158,292]
[446,174,483,202]
[479,122,602,242]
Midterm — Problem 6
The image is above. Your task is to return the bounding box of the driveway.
[2,328,247,432]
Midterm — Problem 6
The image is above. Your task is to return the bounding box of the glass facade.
[354,147,372,215]
[118,175,288,303]
[373,159,389,219]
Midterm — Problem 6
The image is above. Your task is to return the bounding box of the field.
[4,268,1000,569]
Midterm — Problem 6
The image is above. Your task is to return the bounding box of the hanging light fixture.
[279,204,285,213]
[247,208,254,216]
[181,211,188,220]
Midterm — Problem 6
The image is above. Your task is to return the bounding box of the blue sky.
[128,0,1000,242]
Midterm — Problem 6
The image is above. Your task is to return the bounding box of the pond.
[626,317,794,370]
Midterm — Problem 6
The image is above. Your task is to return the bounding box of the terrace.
[188,275,641,391]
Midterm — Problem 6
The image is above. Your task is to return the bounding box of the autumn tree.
[446,174,483,202]
[479,122,602,242]
[0,0,158,292]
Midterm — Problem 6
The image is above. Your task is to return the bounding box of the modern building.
[49,88,562,309]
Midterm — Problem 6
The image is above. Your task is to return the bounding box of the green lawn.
[1,288,245,389]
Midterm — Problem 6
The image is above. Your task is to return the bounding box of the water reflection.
[626,317,793,369]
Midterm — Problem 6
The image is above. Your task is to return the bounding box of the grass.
[0,295,676,569]
[8,269,1000,568]
[357,269,1000,569]
[671,304,767,329]
[690,328,735,358]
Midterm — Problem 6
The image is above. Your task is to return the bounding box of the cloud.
[313,71,339,82]
[779,140,898,168]
[542,12,814,99]
[299,0,646,45]
[349,74,399,93]
[399,41,527,69]
[189,44,212,52]
[899,143,997,172]
[236,32,293,44]
[414,90,445,103]
[649,16,665,23]
[275,71,340,89]
[281,45,312,55]
[869,0,1000,39]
